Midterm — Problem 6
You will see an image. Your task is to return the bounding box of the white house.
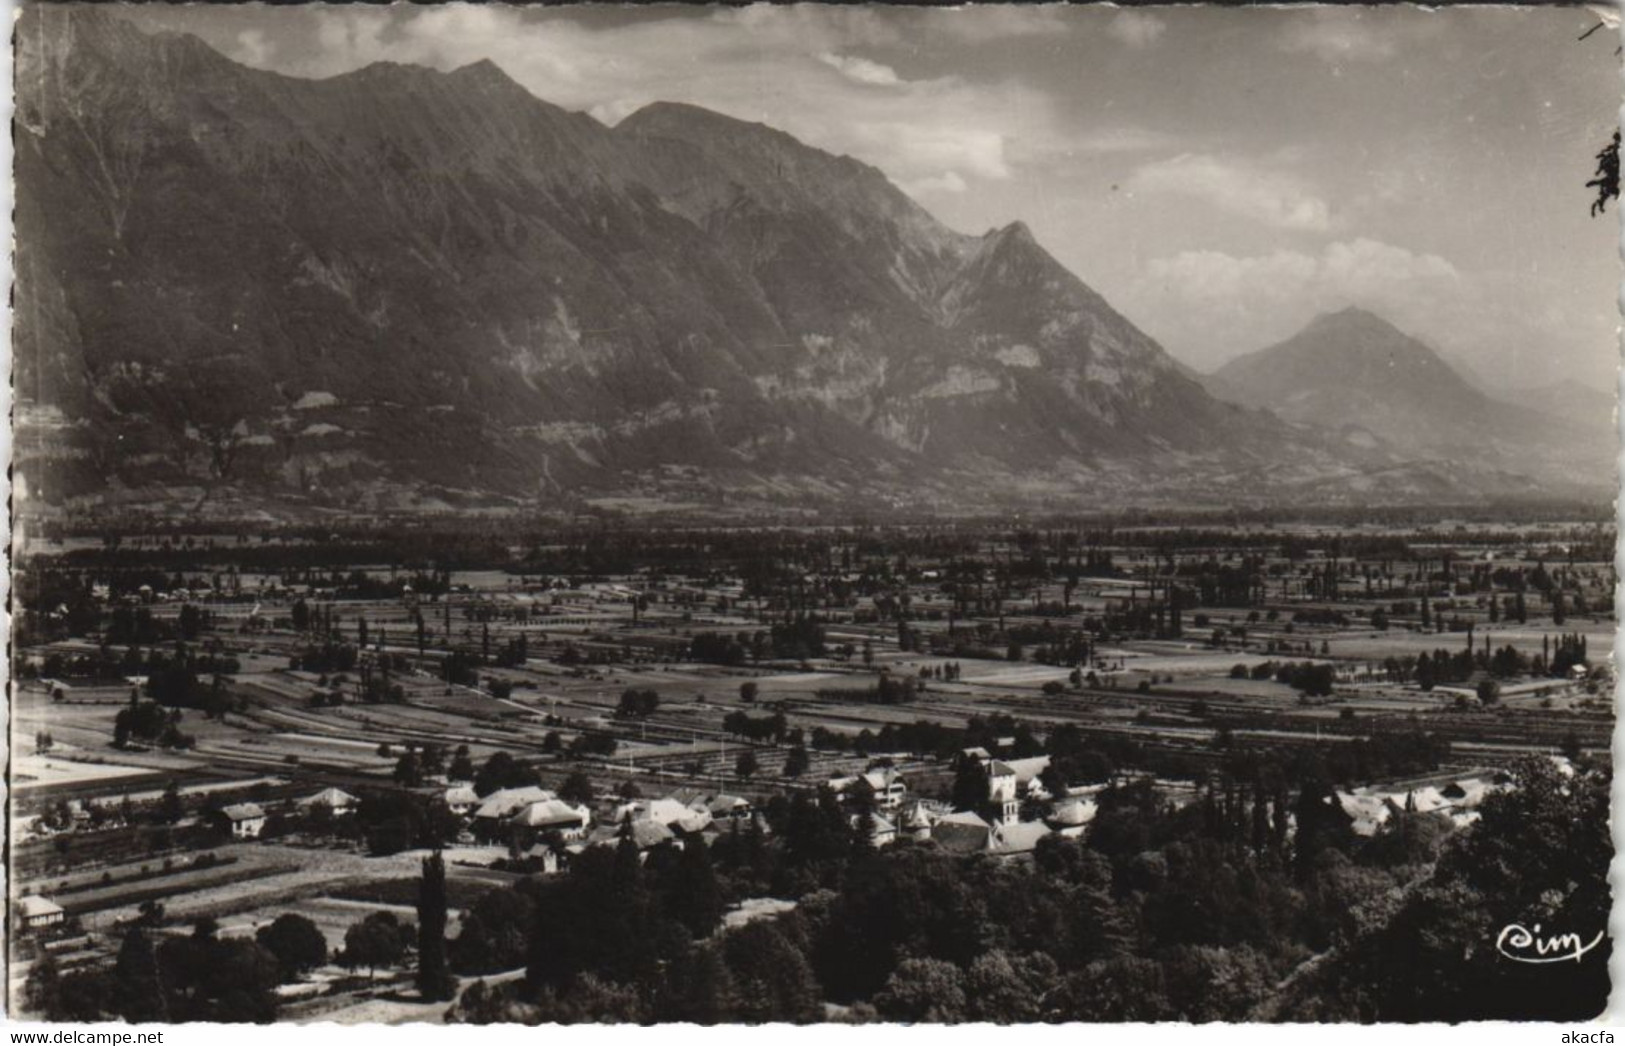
[851,811,898,848]
[1046,797,1098,838]
[987,761,1020,824]
[17,896,65,931]
[444,785,480,816]
[473,786,555,823]
[217,803,266,839]
[828,770,907,810]
[898,800,937,841]
[297,787,359,817]
[860,768,908,810]
[513,799,592,841]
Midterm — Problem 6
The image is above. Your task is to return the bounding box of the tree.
[665,838,726,939]
[966,950,1056,1022]
[394,748,423,788]
[255,914,328,982]
[739,681,759,703]
[558,772,596,805]
[950,758,990,814]
[735,752,760,780]
[874,957,968,1022]
[616,688,660,718]
[417,852,456,1001]
[665,941,739,1024]
[21,950,64,1019]
[722,922,822,1022]
[474,751,534,796]
[451,888,535,976]
[342,911,413,979]
[783,745,810,778]
[448,745,475,782]
[112,927,167,1022]
[159,780,183,824]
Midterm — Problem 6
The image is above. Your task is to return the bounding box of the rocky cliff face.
[14,9,1588,517]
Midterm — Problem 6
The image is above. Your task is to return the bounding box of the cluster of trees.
[1289,758,1611,1020]
[431,751,1606,1024]
[815,671,921,705]
[289,640,358,674]
[1271,661,1337,697]
[26,918,283,1023]
[113,698,193,750]
[722,711,789,744]
[687,620,825,666]
[473,751,539,796]
[68,641,241,719]
[687,631,769,666]
[615,688,660,718]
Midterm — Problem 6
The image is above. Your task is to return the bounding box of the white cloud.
[246,5,1057,201]
[1127,239,1465,370]
[817,52,901,87]
[1129,153,1334,232]
[1145,239,1457,307]
[899,171,968,196]
[852,123,1011,181]
[1107,12,1166,49]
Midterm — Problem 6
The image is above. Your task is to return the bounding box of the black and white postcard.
[8,2,1619,1025]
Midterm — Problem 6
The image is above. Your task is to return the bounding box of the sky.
[118,3,1624,392]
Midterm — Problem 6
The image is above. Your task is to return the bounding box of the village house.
[827,768,907,811]
[473,786,554,822]
[471,786,557,841]
[510,798,592,843]
[16,895,66,932]
[444,784,480,817]
[1046,796,1098,838]
[990,819,1053,857]
[704,794,753,822]
[987,761,1021,824]
[931,809,994,854]
[616,797,705,831]
[215,802,266,839]
[1001,755,1053,800]
[897,800,938,841]
[297,787,359,817]
[581,817,678,859]
[851,811,899,848]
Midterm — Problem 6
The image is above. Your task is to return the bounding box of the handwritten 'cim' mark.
[1496,923,1606,964]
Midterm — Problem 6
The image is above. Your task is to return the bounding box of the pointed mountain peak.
[449,57,525,92]
[984,220,1035,245]
[1308,305,1408,337]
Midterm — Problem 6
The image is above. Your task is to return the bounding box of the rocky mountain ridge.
[13,9,1603,519]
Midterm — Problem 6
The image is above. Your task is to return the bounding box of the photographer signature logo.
[1496,923,1605,964]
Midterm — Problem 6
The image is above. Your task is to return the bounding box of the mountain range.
[12,8,1613,518]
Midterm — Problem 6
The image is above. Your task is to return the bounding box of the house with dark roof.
[932,810,993,854]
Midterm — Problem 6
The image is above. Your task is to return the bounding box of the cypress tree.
[417,850,455,1001]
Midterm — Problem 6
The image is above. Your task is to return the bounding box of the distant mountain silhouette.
[1206,308,1611,487]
